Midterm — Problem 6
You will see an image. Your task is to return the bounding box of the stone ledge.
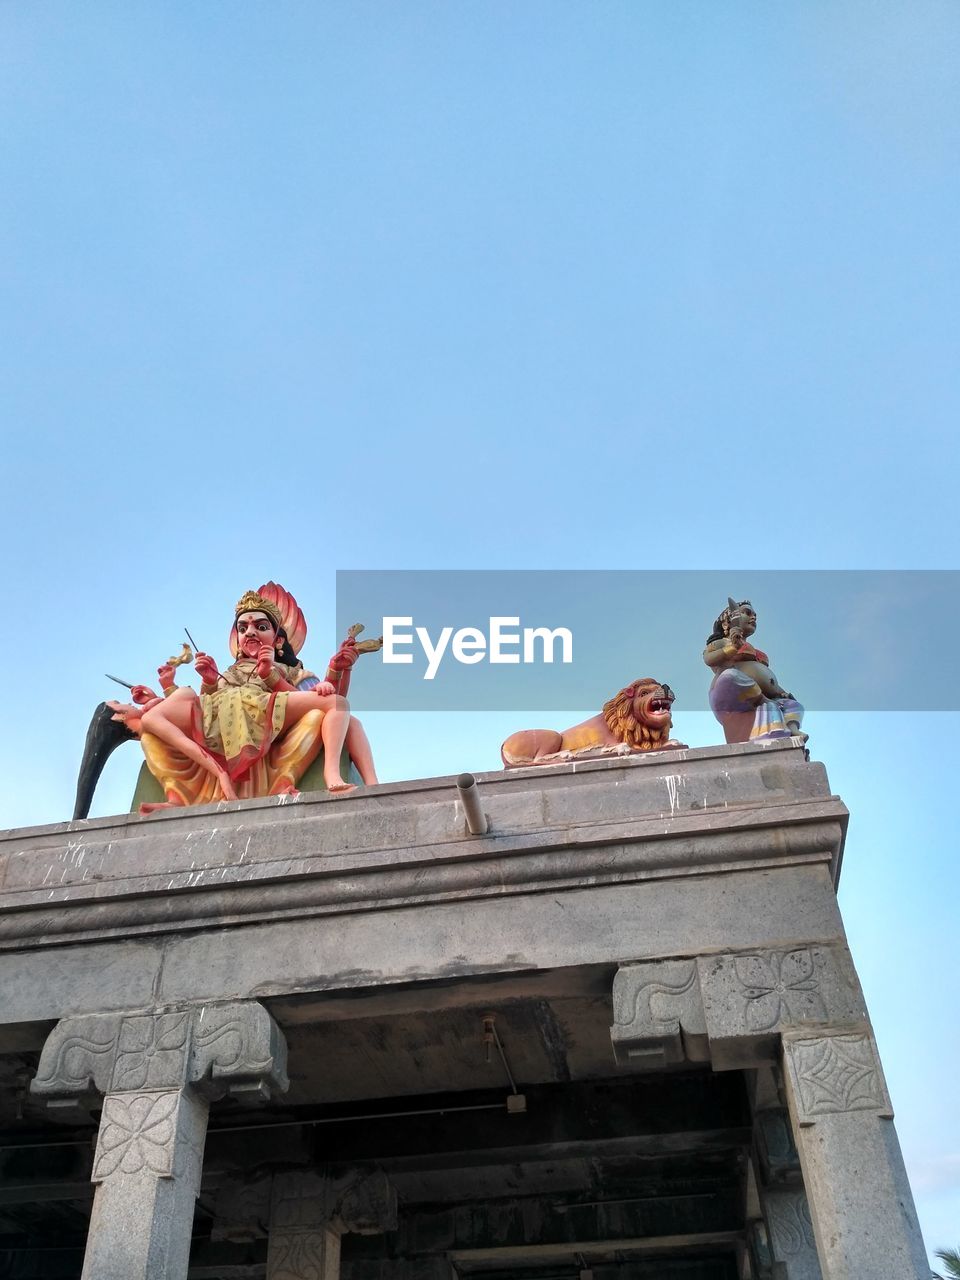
[0,739,827,851]
[0,742,846,952]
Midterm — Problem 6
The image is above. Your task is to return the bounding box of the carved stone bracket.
[266,1170,398,1280]
[611,959,708,1067]
[31,1000,289,1108]
[212,1168,399,1253]
[270,1169,398,1235]
[611,946,868,1072]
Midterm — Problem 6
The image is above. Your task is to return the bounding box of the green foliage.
[934,1245,960,1279]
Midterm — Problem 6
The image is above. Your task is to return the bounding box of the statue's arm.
[289,666,336,697]
[703,638,739,668]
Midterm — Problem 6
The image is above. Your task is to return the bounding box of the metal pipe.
[457,773,488,835]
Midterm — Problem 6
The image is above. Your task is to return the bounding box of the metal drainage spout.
[457,773,489,835]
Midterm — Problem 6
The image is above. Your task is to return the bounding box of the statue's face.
[737,604,757,637]
[723,602,756,638]
[235,610,279,659]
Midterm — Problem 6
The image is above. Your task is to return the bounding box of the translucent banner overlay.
[335,570,959,712]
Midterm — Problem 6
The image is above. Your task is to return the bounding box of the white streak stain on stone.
[664,774,686,815]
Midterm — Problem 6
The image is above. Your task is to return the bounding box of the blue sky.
[1,2,958,1264]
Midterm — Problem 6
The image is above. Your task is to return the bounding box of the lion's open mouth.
[649,698,672,713]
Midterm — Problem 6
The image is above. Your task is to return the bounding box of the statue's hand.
[328,637,360,672]
[255,642,276,680]
[312,680,336,697]
[194,652,220,685]
[156,663,176,691]
[131,684,157,706]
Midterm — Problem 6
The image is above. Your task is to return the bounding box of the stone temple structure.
[0,739,929,1278]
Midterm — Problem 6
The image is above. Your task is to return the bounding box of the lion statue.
[501,678,686,768]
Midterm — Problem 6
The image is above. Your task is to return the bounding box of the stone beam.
[340,1189,743,1258]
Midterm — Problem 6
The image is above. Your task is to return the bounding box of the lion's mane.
[601,679,674,750]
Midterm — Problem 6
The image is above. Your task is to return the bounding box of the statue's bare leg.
[281,693,356,794]
[139,791,187,816]
[345,717,378,785]
[140,691,239,801]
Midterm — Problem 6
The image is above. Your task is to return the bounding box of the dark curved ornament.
[73,703,137,820]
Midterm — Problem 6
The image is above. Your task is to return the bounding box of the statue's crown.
[235,590,282,627]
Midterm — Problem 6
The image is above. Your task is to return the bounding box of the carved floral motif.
[92,1091,180,1180]
[112,1013,190,1091]
[734,949,826,1031]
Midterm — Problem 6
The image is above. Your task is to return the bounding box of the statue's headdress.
[231,582,308,657]
[708,598,753,644]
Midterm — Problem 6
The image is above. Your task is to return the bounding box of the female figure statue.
[703,599,804,744]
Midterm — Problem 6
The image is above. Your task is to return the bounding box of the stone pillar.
[31,1001,288,1280]
[781,1029,928,1280]
[760,1188,821,1280]
[610,952,929,1280]
[82,1085,208,1280]
[751,1096,822,1280]
[266,1169,398,1280]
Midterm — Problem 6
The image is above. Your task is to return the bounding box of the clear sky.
[1,1,958,1265]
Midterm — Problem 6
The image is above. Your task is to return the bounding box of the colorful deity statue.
[704,598,804,744]
[92,583,380,816]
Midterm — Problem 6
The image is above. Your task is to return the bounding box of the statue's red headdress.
[230,582,308,658]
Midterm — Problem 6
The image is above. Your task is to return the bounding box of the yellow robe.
[140,662,326,806]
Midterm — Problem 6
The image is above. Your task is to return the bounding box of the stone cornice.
[0,742,846,951]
